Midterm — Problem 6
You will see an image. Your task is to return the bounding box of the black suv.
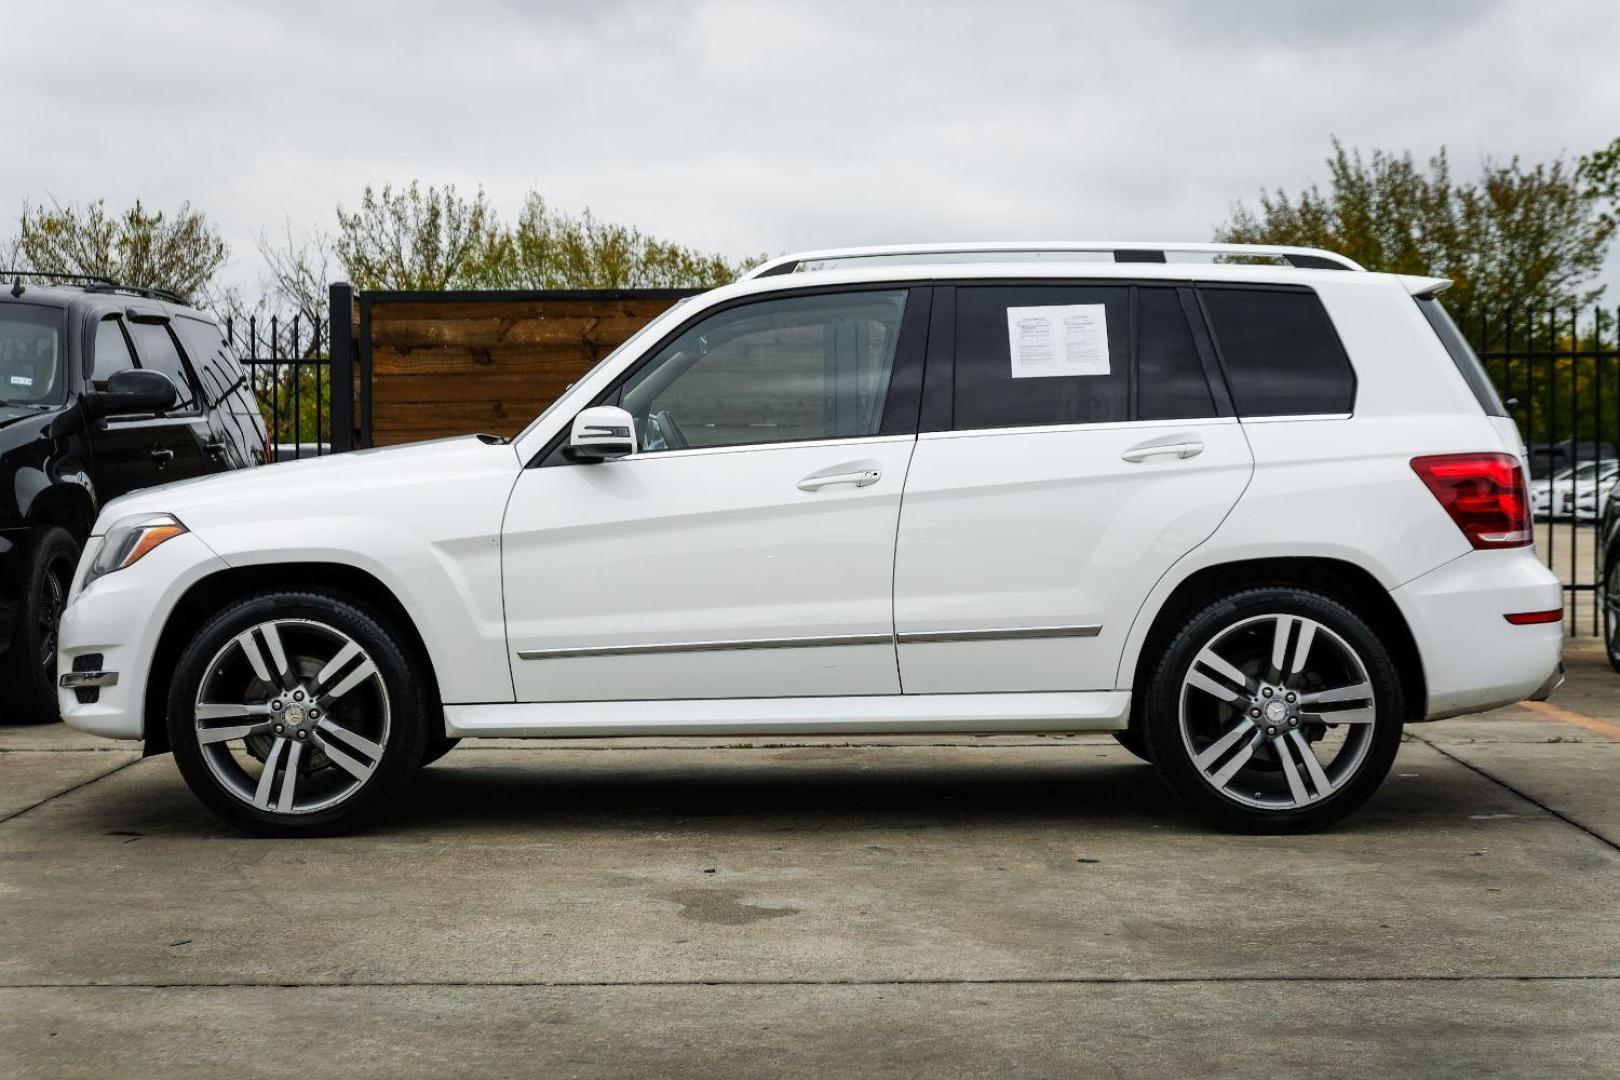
[0,274,267,722]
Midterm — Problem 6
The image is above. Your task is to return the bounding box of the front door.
[502,287,929,702]
[84,315,213,504]
[894,283,1255,693]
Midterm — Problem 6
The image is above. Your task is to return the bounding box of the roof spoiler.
[1399,275,1453,299]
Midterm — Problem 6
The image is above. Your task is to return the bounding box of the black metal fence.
[1468,306,1620,636]
[224,312,334,462]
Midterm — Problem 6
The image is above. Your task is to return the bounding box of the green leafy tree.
[10,197,229,304]
[1215,140,1616,324]
[333,182,507,290]
[498,193,756,288]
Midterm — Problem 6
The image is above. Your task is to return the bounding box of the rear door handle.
[1121,438,1203,463]
[798,468,881,492]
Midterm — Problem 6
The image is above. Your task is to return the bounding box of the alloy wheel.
[193,618,391,815]
[1178,613,1379,811]
[1607,562,1620,669]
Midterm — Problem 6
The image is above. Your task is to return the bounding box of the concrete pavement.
[3,642,1618,1078]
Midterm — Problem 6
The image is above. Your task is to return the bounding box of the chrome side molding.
[518,625,1101,661]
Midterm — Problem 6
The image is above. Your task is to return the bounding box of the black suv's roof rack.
[83,282,188,305]
[2,269,188,306]
[2,269,118,287]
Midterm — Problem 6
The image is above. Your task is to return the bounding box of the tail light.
[1410,453,1531,549]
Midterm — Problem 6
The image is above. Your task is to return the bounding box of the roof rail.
[1,269,118,287]
[741,242,1365,279]
[84,282,189,306]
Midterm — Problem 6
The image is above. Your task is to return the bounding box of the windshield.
[0,305,67,407]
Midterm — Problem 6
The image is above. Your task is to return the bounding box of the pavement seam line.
[4,975,1620,990]
[1517,699,1620,741]
[0,755,143,826]
[1407,730,1620,854]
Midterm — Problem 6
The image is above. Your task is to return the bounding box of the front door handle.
[798,468,881,492]
[149,447,175,464]
[1121,438,1203,463]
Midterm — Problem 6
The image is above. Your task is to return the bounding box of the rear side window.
[1137,287,1216,420]
[1200,287,1355,417]
[951,285,1218,429]
[127,322,200,411]
[1416,297,1508,417]
[954,285,1131,429]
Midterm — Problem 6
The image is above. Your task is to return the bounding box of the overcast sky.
[4,0,1619,296]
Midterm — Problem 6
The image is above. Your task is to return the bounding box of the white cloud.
[2,0,1617,298]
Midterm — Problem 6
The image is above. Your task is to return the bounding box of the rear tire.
[1,526,80,725]
[167,589,429,837]
[1143,587,1404,834]
[1604,558,1620,675]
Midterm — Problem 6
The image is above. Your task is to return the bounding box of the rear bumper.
[1391,548,1564,721]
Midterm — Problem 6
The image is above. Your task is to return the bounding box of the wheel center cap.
[1263,699,1290,724]
[284,703,307,727]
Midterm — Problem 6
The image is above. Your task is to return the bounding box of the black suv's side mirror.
[87,369,178,419]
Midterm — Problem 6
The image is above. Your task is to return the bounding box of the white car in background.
[1568,467,1620,522]
[1539,459,1618,520]
[55,242,1563,837]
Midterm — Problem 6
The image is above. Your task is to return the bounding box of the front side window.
[1200,286,1355,417]
[92,317,138,383]
[0,305,66,406]
[128,321,200,411]
[617,290,907,453]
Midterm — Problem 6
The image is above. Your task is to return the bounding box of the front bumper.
[57,531,227,741]
[1391,548,1564,721]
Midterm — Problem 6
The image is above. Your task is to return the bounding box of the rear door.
[893,282,1254,693]
[84,314,212,503]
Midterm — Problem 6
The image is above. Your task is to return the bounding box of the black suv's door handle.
[205,438,228,459]
[149,447,175,464]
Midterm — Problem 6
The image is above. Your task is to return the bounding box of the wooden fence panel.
[363,292,692,446]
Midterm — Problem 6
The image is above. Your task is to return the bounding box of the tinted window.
[1137,287,1216,420]
[619,290,907,453]
[954,286,1130,429]
[173,317,236,408]
[1416,297,1507,417]
[0,305,66,406]
[91,318,137,383]
[1200,287,1355,416]
[128,322,199,411]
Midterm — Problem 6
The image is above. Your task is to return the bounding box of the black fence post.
[329,282,355,452]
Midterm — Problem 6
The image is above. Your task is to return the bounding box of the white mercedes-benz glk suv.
[56,243,1564,836]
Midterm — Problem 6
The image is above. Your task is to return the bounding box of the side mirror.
[88,369,178,419]
[566,405,637,462]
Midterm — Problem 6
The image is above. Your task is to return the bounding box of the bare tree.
[15,197,229,303]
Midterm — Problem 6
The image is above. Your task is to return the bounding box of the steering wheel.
[649,409,690,451]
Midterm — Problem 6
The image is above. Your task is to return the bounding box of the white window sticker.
[9,375,33,387]
[1006,303,1110,379]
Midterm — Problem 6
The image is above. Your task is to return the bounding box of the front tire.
[1,526,81,725]
[1604,558,1620,674]
[1143,587,1404,833]
[167,589,429,836]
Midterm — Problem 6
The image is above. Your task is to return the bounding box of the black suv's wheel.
[167,590,429,837]
[1604,558,1620,674]
[1,526,81,725]
[1143,587,1404,833]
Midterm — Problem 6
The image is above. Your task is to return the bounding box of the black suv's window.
[128,321,200,411]
[1199,286,1355,417]
[91,317,137,383]
[1416,296,1508,417]
[954,285,1130,429]
[0,304,67,406]
[951,284,1218,429]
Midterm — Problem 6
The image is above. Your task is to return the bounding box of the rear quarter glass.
[1416,297,1509,417]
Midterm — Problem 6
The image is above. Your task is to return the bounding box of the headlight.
[85,513,188,585]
